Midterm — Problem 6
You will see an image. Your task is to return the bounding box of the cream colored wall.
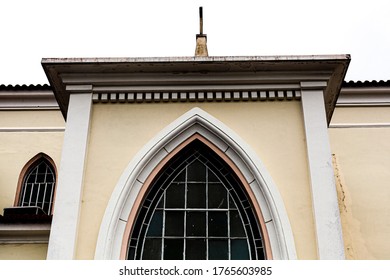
[0,244,48,260]
[0,110,64,225]
[78,101,317,259]
[0,110,63,260]
[330,106,390,259]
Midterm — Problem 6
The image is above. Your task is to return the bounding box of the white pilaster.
[301,83,345,259]
[47,92,92,259]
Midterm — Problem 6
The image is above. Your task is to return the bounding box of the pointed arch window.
[127,140,266,260]
[16,154,56,215]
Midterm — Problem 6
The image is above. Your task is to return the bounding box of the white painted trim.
[337,87,390,106]
[95,107,297,260]
[0,127,65,132]
[46,93,92,260]
[329,123,390,128]
[0,224,50,244]
[301,90,345,259]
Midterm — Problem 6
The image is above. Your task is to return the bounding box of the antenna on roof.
[195,6,208,57]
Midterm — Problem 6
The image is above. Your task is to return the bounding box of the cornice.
[0,89,59,110]
[42,55,350,123]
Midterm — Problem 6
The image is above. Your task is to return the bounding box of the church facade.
[0,54,389,260]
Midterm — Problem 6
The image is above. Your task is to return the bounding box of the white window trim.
[95,107,296,260]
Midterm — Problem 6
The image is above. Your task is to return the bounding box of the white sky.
[1,0,389,85]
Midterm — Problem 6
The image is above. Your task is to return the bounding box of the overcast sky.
[1,0,389,85]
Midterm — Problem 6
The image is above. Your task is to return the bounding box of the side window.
[16,154,56,215]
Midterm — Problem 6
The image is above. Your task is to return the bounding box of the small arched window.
[127,140,266,260]
[16,154,56,215]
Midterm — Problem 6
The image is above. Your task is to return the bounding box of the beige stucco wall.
[0,110,64,260]
[0,244,48,260]
[330,106,390,259]
[0,110,64,212]
[78,101,316,259]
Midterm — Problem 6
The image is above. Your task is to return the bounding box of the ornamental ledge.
[92,90,301,104]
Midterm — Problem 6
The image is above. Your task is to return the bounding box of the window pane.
[186,211,206,236]
[142,238,162,260]
[186,239,206,260]
[187,183,206,208]
[187,160,206,181]
[208,211,228,237]
[173,169,186,182]
[165,211,184,236]
[231,239,250,260]
[230,210,246,237]
[209,239,228,260]
[208,183,227,209]
[146,210,163,237]
[166,183,185,208]
[164,239,183,260]
[207,169,219,182]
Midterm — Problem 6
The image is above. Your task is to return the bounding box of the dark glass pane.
[166,183,185,208]
[156,196,164,208]
[128,247,136,260]
[142,238,162,260]
[208,211,228,237]
[230,210,246,237]
[173,169,186,182]
[147,210,163,237]
[186,211,206,236]
[30,185,38,204]
[187,160,206,181]
[163,239,183,260]
[186,239,206,260]
[231,239,250,260]
[37,184,45,203]
[229,196,237,209]
[208,169,219,182]
[208,183,227,209]
[37,174,45,183]
[187,183,206,208]
[165,211,184,236]
[209,239,228,260]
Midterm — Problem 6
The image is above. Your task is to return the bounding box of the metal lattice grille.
[19,159,56,215]
[128,141,265,260]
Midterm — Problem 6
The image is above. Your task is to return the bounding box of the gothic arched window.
[16,154,56,215]
[127,140,266,260]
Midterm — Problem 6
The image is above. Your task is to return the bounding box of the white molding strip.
[47,93,92,260]
[0,224,50,244]
[0,127,65,132]
[301,89,345,260]
[337,87,390,107]
[330,123,390,128]
[95,107,297,260]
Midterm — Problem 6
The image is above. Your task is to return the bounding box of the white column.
[47,92,92,259]
[300,83,345,259]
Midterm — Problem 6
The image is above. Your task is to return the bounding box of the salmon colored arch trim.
[119,133,273,260]
[14,152,58,214]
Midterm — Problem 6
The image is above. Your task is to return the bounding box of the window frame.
[14,153,57,215]
[128,141,265,260]
[122,134,272,259]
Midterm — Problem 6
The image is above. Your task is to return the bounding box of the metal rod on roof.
[199,7,203,35]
